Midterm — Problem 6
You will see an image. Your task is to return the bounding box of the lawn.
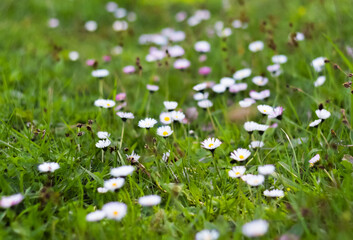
[1,0,353,239]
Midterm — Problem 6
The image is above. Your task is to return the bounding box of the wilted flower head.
[309,154,320,167]
[126,151,140,164]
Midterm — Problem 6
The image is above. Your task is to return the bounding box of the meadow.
[1,0,353,239]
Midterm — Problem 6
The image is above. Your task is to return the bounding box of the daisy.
[314,76,326,87]
[216,28,232,38]
[126,151,140,164]
[311,57,326,72]
[97,131,110,139]
[242,219,269,237]
[220,77,235,87]
[228,166,246,178]
[171,111,185,122]
[138,118,157,129]
[86,210,106,222]
[138,195,161,206]
[92,69,109,78]
[244,121,258,133]
[232,19,243,29]
[249,41,264,52]
[123,65,135,74]
[104,178,125,191]
[315,109,331,120]
[198,66,211,76]
[175,11,187,22]
[167,45,185,58]
[97,187,108,193]
[249,90,270,100]
[245,175,265,186]
[38,162,60,173]
[230,148,251,161]
[252,76,268,86]
[268,107,284,119]
[85,20,97,32]
[229,83,248,93]
[96,139,111,148]
[48,18,59,28]
[164,101,178,111]
[117,112,134,121]
[102,202,127,221]
[309,119,322,127]
[258,164,275,175]
[110,166,135,177]
[157,126,173,138]
[257,105,273,115]
[115,93,126,102]
[106,1,118,12]
[174,59,190,70]
[263,189,284,198]
[233,68,252,80]
[239,98,256,108]
[194,41,211,53]
[267,64,282,76]
[94,99,115,108]
[112,20,128,31]
[115,8,127,18]
[0,194,24,208]
[271,55,287,64]
[295,32,305,41]
[309,154,320,167]
[197,99,213,109]
[212,84,226,93]
[160,112,172,124]
[146,84,159,93]
[195,229,220,240]
[249,141,264,149]
[68,51,79,61]
[256,123,269,133]
[193,82,208,92]
[193,92,209,101]
[201,138,222,150]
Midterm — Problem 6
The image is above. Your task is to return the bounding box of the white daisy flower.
[249,141,264,149]
[309,119,322,127]
[110,166,135,177]
[239,98,256,108]
[112,20,128,31]
[167,45,185,58]
[117,112,134,121]
[249,41,264,52]
[233,68,252,80]
[229,83,248,93]
[232,19,243,29]
[201,138,222,150]
[0,194,24,208]
[315,109,331,120]
[257,105,274,115]
[146,84,159,93]
[104,178,125,191]
[309,154,320,167]
[194,41,210,53]
[193,82,208,92]
[311,57,326,72]
[102,202,127,221]
[96,139,111,148]
[97,131,110,139]
[228,166,246,178]
[230,148,251,161]
[85,20,97,32]
[212,84,226,93]
[86,210,106,222]
[38,162,60,173]
[258,164,275,175]
[295,32,305,41]
[193,92,209,101]
[126,151,140,163]
[92,69,109,78]
[68,51,79,61]
[217,28,232,38]
[271,55,287,64]
[138,195,161,206]
[244,121,258,132]
[157,126,173,138]
[268,107,284,119]
[267,64,282,76]
[314,76,326,87]
[220,77,235,87]
[249,90,270,100]
[48,18,59,28]
[263,189,284,198]
[138,118,158,129]
[252,76,269,86]
[164,101,178,111]
[245,175,265,186]
[195,229,220,240]
[174,58,190,70]
[106,2,118,12]
[159,112,172,125]
[171,111,185,122]
[97,187,108,193]
[242,219,269,237]
[94,99,115,108]
[198,99,213,109]
[115,8,127,18]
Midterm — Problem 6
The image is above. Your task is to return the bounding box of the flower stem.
[119,122,125,150]
[206,107,217,132]
[101,149,104,163]
[99,78,104,98]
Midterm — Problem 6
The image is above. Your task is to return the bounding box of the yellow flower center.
[164,117,170,121]
[112,183,117,187]
[263,110,266,112]
[239,155,244,159]
[310,163,314,167]
[235,172,240,175]
[163,131,168,136]
[208,143,214,148]
[107,103,110,107]
[113,211,118,216]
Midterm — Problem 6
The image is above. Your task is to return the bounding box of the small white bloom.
[115,8,127,18]
[97,187,108,193]
[315,109,331,120]
[86,210,106,222]
[171,111,185,122]
[102,202,127,221]
[96,139,111,148]
[258,164,275,175]
[233,68,252,80]
[232,19,243,29]
[167,45,184,58]
[193,82,208,92]
[249,141,264,149]
[160,112,173,124]
[194,41,210,53]
[242,219,269,237]
[112,20,128,31]
[268,107,284,119]
[174,58,190,69]
[110,166,135,177]
[201,138,222,150]
[245,175,265,186]
[146,84,159,92]
[309,154,320,167]
[249,90,270,100]
[295,32,305,41]
[314,76,326,87]
[164,101,178,110]
[267,64,282,76]
[104,178,125,191]
[138,195,161,206]
[311,57,326,72]
[212,84,226,93]
[257,105,274,115]
[230,148,251,161]
[229,83,248,93]
[239,98,256,108]
[198,99,213,109]
[157,126,173,137]
[138,118,158,129]
[193,92,209,101]
[117,112,134,120]
[48,18,59,28]
[228,166,246,178]
[272,55,287,64]
[126,151,140,163]
[252,76,268,86]
[85,20,97,32]
[220,77,235,87]
[38,162,60,173]
[244,121,258,132]
[249,41,264,52]
[92,69,109,78]
[68,51,79,61]
[97,131,110,139]
[0,194,24,208]
[195,229,219,240]
[309,119,322,127]
[263,189,284,198]
[106,2,118,12]
[162,151,170,162]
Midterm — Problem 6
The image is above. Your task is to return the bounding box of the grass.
[1,0,353,239]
